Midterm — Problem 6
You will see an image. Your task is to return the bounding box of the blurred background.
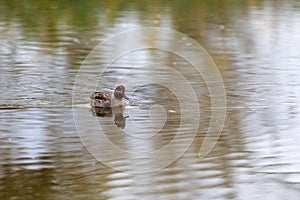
[1,0,300,199]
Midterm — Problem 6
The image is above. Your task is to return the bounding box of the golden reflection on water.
[1,0,300,199]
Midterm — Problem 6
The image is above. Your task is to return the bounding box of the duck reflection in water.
[90,85,129,129]
[91,107,128,129]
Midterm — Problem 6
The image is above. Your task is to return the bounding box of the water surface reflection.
[1,0,300,199]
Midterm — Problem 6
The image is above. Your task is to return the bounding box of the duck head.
[114,85,129,100]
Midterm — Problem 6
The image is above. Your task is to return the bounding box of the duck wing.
[90,92,112,107]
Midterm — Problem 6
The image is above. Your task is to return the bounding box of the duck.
[90,85,129,108]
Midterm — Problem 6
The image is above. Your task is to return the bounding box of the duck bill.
[124,94,129,100]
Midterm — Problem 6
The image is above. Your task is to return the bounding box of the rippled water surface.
[1,0,300,199]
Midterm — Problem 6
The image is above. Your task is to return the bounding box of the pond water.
[1,0,300,199]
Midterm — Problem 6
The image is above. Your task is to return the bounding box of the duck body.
[90,85,128,108]
[90,91,113,108]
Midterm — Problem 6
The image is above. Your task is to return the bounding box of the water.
[1,0,300,199]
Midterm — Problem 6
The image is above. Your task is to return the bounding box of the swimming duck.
[90,85,129,108]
